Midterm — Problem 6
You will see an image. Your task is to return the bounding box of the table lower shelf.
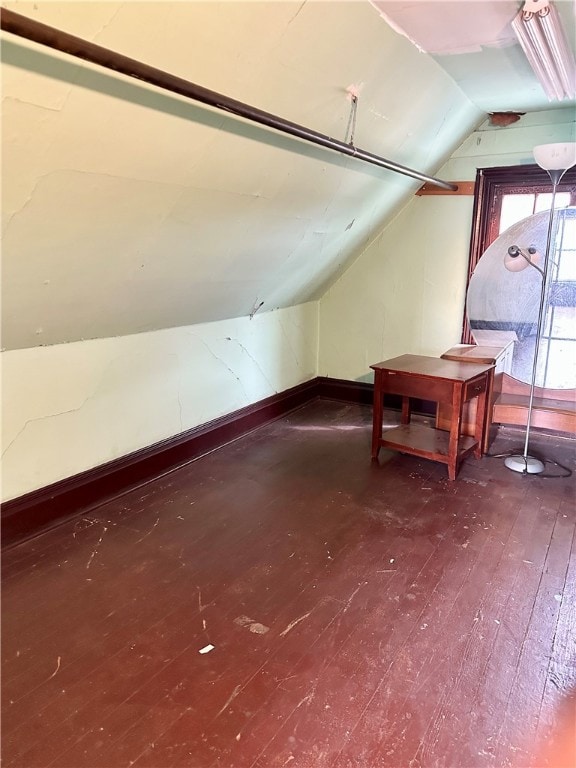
[376,423,478,464]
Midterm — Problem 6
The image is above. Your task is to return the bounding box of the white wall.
[1,302,318,501]
[318,108,576,381]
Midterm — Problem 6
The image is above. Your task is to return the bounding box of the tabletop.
[440,343,512,365]
[370,354,494,382]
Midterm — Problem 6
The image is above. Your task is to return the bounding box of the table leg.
[371,372,383,460]
[474,375,488,460]
[448,383,464,481]
[401,396,411,425]
[481,368,494,454]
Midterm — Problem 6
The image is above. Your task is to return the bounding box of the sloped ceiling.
[2,1,568,351]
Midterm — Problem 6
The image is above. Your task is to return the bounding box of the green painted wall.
[318,109,576,381]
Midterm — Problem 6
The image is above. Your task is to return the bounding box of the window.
[499,191,571,233]
[463,164,576,390]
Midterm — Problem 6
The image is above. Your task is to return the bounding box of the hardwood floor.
[2,399,575,768]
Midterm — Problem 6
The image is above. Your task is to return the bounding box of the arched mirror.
[467,206,576,390]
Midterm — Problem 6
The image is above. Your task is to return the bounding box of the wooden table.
[370,354,494,480]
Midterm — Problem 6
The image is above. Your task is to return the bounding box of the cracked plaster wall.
[319,108,576,381]
[1,302,318,501]
[2,0,481,350]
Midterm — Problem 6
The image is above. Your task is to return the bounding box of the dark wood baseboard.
[1,379,317,548]
[316,377,435,416]
[316,376,374,405]
[1,376,436,548]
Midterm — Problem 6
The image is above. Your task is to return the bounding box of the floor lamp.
[503,141,576,474]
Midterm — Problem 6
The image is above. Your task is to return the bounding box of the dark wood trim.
[1,379,318,548]
[416,181,475,196]
[1,376,438,548]
[317,376,436,419]
[316,376,374,405]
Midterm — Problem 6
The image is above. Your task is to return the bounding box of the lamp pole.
[504,181,556,473]
[504,143,576,475]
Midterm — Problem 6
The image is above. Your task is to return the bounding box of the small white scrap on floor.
[47,656,62,680]
[199,644,215,654]
[279,610,313,638]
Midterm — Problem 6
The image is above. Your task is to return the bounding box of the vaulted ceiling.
[2,1,574,350]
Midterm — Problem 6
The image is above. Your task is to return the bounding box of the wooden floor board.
[74,472,437,767]
[5,492,357,764]
[492,509,576,768]
[439,498,563,767]
[415,495,543,768]
[2,399,575,768]
[329,488,524,768]
[2,467,302,694]
[533,503,576,768]
[230,493,502,768]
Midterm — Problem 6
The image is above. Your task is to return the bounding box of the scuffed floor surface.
[2,399,575,768]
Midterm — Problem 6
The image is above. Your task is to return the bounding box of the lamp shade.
[504,252,530,272]
[533,142,576,170]
[504,247,543,272]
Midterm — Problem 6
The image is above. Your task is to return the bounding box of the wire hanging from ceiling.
[344,95,358,147]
